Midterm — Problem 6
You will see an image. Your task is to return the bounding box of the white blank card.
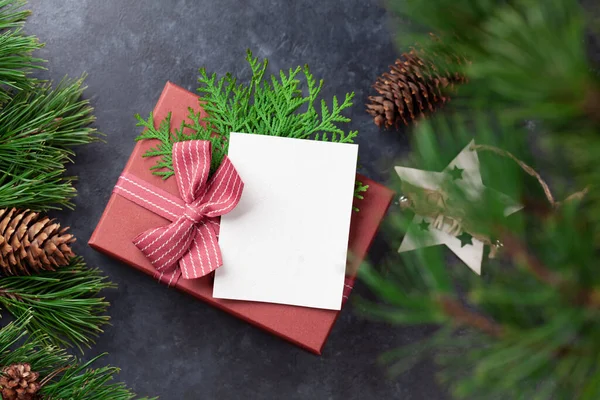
[213,132,358,310]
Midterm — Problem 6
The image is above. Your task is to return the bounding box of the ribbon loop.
[173,140,212,204]
[196,156,245,218]
[114,140,244,283]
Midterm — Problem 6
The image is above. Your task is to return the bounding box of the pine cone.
[0,208,75,276]
[366,49,466,128]
[0,363,40,400]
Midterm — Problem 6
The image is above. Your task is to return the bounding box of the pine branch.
[0,2,98,211]
[136,49,358,178]
[0,0,31,30]
[0,169,77,210]
[0,317,153,400]
[0,257,113,351]
[0,2,147,398]
[39,355,156,400]
[0,76,98,210]
[0,28,44,95]
[0,316,69,374]
[0,0,44,101]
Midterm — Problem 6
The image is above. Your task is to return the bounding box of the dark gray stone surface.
[24,1,447,399]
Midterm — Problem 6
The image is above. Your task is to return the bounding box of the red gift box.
[89,82,394,355]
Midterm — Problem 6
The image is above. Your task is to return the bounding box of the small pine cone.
[366,49,467,128]
[0,208,75,276]
[0,363,41,400]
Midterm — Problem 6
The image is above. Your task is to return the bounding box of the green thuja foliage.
[360,0,600,399]
[136,50,358,178]
[354,181,369,211]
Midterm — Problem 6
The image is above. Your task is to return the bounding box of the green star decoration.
[457,231,473,247]
[418,220,430,231]
[448,165,464,180]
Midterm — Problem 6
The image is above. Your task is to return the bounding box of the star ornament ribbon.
[395,140,522,275]
[113,140,244,284]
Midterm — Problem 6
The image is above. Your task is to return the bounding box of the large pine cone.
[0,363,40,400]
[366,49,466,128]
[0,208,75,276]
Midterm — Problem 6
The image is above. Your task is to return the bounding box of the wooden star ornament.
[395,140,522,275]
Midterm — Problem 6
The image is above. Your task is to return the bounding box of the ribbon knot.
[184,204,204,224]
[113,140,244,284]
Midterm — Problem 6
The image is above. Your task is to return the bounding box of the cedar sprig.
[135,110,226,178]
[135,49,358,179]
[353,181,369,212]
[0,316,153,399]
[0,257,114,351]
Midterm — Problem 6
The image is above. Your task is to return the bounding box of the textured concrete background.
[24,1,447,399]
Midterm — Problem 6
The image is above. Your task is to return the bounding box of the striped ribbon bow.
[113,140,244,285]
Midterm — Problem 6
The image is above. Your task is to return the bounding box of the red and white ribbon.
[342,276,355,305]
[113,140,244,285]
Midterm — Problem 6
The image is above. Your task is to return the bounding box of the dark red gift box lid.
[89,82,394,355]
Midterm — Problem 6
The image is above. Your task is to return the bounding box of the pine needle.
[0,77,98,210]
[0,317,153,399]
[0,257,114,352]
[40,355,157,400]
[0,0,43,100]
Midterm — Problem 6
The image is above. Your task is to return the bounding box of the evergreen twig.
[40,355,156,400]
[0,317,152,399]
[0,77,98,210]
[136,50,358,178]
[0,1,147,397]
[0,257,113,351]
[390,0,600,133]
[0,0,43,100]
[353,181,369,212]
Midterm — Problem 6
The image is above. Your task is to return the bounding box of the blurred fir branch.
[359,114,600,399]
[366,0,600,393]
[0,316,153,399]
[361,0,600,391]
[136,49,358,178]
[0,257,113,351]
[388,0,600,133]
